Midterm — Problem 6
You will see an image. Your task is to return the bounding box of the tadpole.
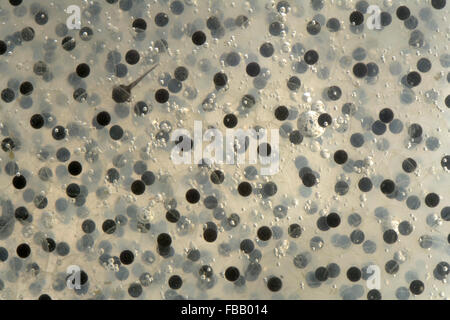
[112,63,159,103]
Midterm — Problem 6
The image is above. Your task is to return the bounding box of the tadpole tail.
[127,63,159,90]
